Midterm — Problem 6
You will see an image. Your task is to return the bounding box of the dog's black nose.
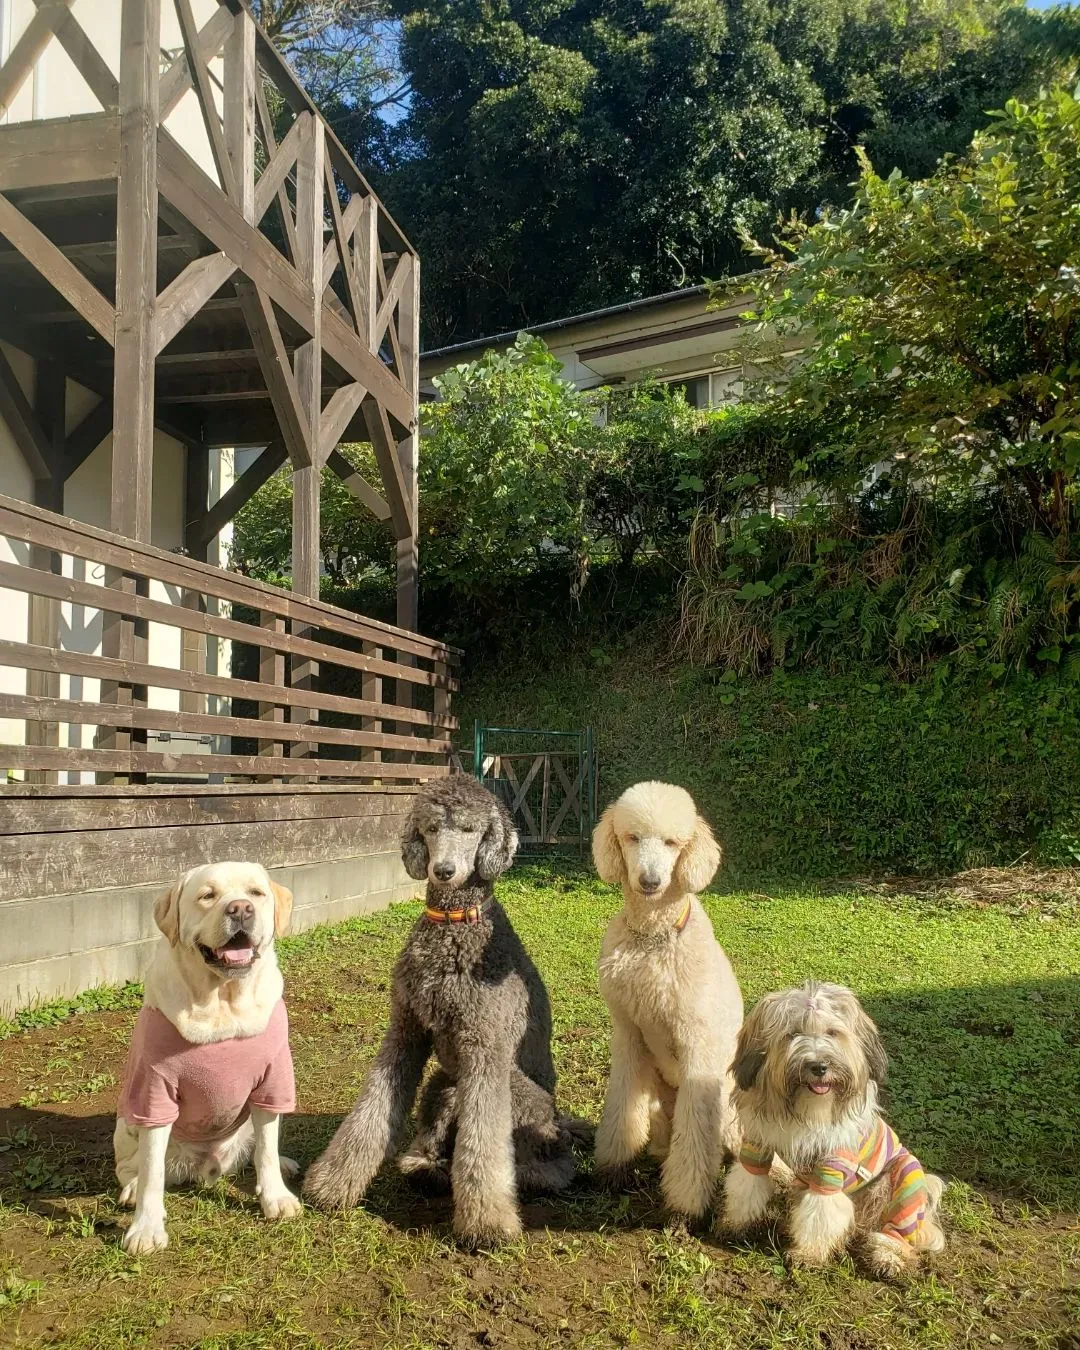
[432,863,456,881]
[807,1061,829,1078]
[639,873,662,893]
[226,899,255,923]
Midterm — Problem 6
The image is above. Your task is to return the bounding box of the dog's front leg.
[451,1044,521,1250]
[251,1106,302,1221]
[122,1123,172,1255]
[661,1071,723,1222]
[720,1158,776,1233]
[304,1003,431,1210]
[595,1014,655,1188]
[788,1189,854,1267]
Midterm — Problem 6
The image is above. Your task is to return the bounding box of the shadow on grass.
[2,973,1077,1239]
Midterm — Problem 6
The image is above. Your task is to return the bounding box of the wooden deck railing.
[0,494,457,786]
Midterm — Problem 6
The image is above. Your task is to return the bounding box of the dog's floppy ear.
[477,798,518,880]
[854,1004,889,1085]
[591,803,626,885]
[271,880,293,937]
[730,1010,767,1092]
[401,809,430,881]
[674,813,721,895]
[153,876,185,946]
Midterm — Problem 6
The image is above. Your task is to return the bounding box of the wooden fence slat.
[0,559,457,691]
[0,745,449,780]
[0,692,450,756]
[0,494,460,663]
[0,639,457,730]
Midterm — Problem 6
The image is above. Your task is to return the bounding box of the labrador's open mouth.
[199,931,258,970]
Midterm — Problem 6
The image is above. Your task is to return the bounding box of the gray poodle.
[302,776,582,1248]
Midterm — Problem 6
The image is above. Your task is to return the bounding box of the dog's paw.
[453,1203,522,1252]
[856,1231,919,1281]
[260,1189,303,1222]
[117,1179,138,1209]
[593,1161,635,1193]
[279,1155,300,1181]
[301,1161,362,1211]
[398,1151,453,1196]
[122,1214,169,1255]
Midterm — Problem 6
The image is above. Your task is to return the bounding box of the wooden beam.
[111,0,160,542]
[396,250,420,633]
[326,449,390,521]
[362,398,412,541]
[354,194,378,350]
[372,252,410,354]
[157,128,416,431]
[27,361,65,783]
[63,397,113,477]
[253,78,299,263]
[322,191,364,294]
[175,0,236,201]
[0,193,115,342]
[292,112,324,477]
[160,3,235,120]
[0,0,74,118]
[236,279,310,467]
[192,438,287,545]
[0,345,53,480]
[0,113,119,191]
[224,6,255,220]
[41,0,121,111]
[253,110,304,226]
[323,160,365,332]
[318,381,366,465]
[155,251,237,353]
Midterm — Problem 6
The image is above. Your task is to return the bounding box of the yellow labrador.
[113,861,301,1254]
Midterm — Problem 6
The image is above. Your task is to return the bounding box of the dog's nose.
[226,899,255,923]
[807,1061,829,1078]
[432,862,456,882]
[638,873,662,893]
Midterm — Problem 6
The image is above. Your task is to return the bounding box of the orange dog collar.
[425,901,490,925]
[674,900,692,933]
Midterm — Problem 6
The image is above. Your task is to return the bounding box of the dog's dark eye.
[198,889,215,901]
[664,839,678,848]
[248,887,264,898]
[627,833,639,843]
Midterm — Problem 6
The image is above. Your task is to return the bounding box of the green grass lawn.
[1,867,1079,1349]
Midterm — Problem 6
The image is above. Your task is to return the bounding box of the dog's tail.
[923,1172,945,1213]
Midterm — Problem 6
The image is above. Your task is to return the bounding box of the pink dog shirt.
[117,1000,296,1143]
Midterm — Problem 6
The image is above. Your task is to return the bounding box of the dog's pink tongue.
[809,1083,832,1094]
[216,945,254,966]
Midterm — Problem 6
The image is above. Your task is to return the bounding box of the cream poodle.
[592,781,743,1222]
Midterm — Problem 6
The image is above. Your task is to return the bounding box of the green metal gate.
[472,724,598,858]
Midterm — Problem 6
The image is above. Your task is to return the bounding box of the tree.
[381,0,1080,346]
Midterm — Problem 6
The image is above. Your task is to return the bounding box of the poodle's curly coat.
[303,776,579,1248]
[592,781,743,1222]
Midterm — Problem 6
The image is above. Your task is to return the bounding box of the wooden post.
[396,254,420,635]
[111,0,159,541]
[180,444,209,717]
[360,640,382,782]
[26,362,65,784]
[258,611,285,783]
[223,6,255,223]
[100,0,159,783]
[289,115,324,770]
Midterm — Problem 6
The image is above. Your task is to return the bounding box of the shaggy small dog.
[592,782,743,1222]
[302,776,579,1249]
[721,980,946,1278]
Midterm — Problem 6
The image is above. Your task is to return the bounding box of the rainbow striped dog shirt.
[739,1117,930,1244]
